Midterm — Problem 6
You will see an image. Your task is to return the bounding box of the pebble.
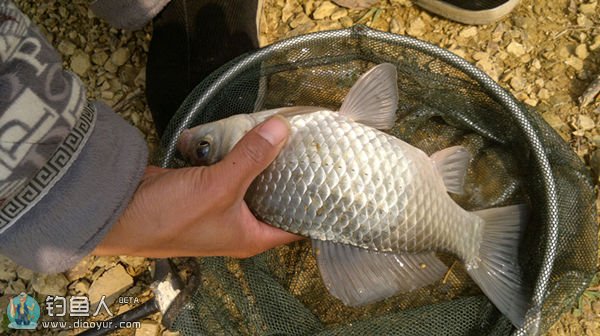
[32,273,69,297]
[92,50,109,65]
[111,47,131,67]
[565,56,584,71]
[407,17,426,37]
[578,115,596,131]
[16,266,34,282]
[135,321,160,336]
[88,264,133,307]
[579,2,597,15]
[5,278,27,295]
[459,26,478,38]
[510,76,527,92]
[330,8,348,21]
[290,12,312,28]
[543,112,566,129]
[506,41,526,57]
[70,51,91,76]
[162,331,181,336]
[313,1,338,20]
[57,40,77,55]
[575,44,589,60]
[332,0,378,8]
[538,88,551,100]
[0,255,17,281]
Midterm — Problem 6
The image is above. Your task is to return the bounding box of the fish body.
[246,109,482,265]
[178,64,529,328]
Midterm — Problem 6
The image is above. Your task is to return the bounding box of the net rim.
[158,25,565,334]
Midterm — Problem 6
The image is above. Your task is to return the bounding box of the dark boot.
[412,0,520,25]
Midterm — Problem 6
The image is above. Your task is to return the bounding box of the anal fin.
[312,240,447,307]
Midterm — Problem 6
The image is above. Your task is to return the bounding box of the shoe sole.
[413,0,520,25]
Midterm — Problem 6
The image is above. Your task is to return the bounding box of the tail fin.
[467,204,529,328]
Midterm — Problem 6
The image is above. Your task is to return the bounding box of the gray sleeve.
[0,1,149,273]
[0,102,148,273]
[90,0,171,30]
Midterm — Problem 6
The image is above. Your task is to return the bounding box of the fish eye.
[196,140,211,161]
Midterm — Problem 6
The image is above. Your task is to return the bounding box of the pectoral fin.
[312,240,447,306]
[339,63,399,130]
[430,146,472,195]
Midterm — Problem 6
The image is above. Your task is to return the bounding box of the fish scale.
[246,110,481,261]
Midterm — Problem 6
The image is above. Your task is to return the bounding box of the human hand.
[93,117,303,258]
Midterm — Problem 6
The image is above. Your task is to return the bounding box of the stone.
[66,255,93,281]
[111,47,131,67]
[88,264,133,307]
[74,280,90,295]
[510,76,527,92]
[57,40,76,56]
[71,52,91,76]
[120,256,147,276]
[162,331,181,336]
[575,44,589,59]
[0,255,17,281]
[543,112,565,129]
[459,26,478,38]
[290,12,312,29]
[104,58,119,73]
[407,17,426,37]
[5,278,26,295]
[313,1,338,20]
[590,35,600,51]
[578,115,595,131]
[579,2,597,15]
[340,16,354,28]
[332,0,378,9]
[592,134,600,147]
[281,0,297,22]
[135,321,160,336]
[92,51,109,65]
[506,41,526,57]
[538,88,551,100]
[16,266,34,282]
[330,8,348,21]
[32,273,69,297]
[565,56,584,71]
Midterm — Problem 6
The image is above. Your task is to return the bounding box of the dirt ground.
[0,0,598,335]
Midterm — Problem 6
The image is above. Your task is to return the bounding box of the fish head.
[177,114,256,166]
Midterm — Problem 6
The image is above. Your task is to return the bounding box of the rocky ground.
[0,0,599,335]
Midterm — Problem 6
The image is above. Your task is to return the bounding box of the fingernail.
[257,116,289,145]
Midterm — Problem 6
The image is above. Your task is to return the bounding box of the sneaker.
[146,0,260,136]
[412,0,520,25]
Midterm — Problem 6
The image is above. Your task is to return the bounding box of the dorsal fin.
[339,63,399,130]
[430,146,471,194]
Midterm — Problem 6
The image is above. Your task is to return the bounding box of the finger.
[252,220,305,253]
[213,116,289,193]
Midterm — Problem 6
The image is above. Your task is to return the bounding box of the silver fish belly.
[246,110,482,263]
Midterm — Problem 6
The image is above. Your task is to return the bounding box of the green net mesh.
[157,26,597,336]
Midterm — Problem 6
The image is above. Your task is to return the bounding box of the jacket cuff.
[0,102,148,273]
[90,0,171,30]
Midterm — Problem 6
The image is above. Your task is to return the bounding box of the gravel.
[1,0,598,335]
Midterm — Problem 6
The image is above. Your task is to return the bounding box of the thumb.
[214,116,290,193]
